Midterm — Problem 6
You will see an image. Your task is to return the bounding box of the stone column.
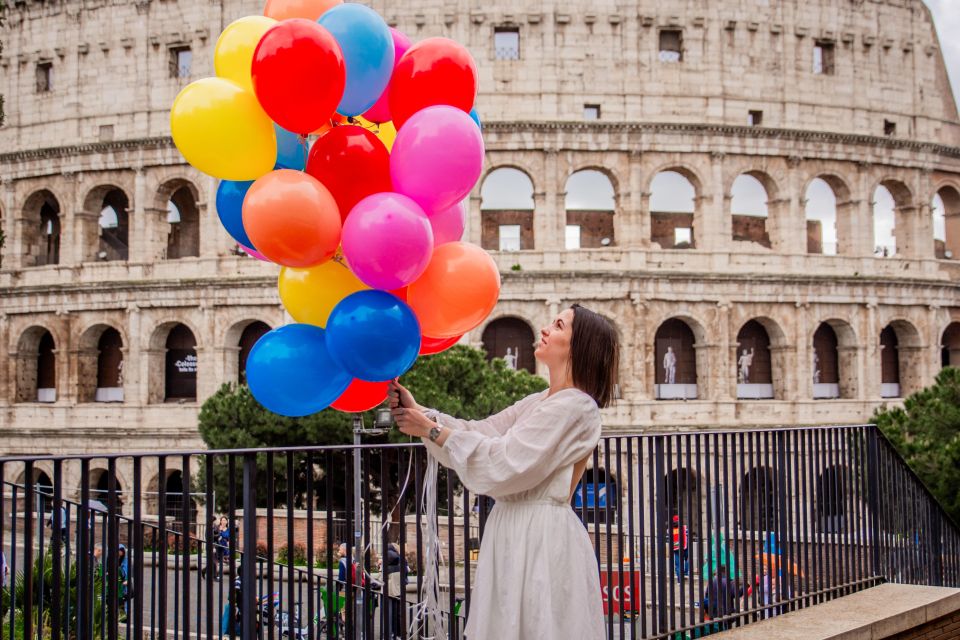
[769,345,796,401]
[466,193,482,246]
[538,150,562,250]
[776,156,806,255]
[796,303,811,400]
[624,151,646,248]
[199,176,220,258]
[629,295,650,401]
[59,172,82,266]
[73,211,99,265]
[129,169,148,263]
[927,304,944,381]
[142,207,168,262]
[0,313,9,406]
[714,302,734,400]
[125,305,143,406]
[1,180,15,270]
[698,152,728,252]
[862,302,880,399]
[197,303,217,401]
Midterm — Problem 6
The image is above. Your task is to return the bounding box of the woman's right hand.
[388,380,419,411]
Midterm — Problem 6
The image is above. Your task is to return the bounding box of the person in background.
[702,564,745,632]
[671,514,690,580]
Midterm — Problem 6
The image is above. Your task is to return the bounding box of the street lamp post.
[351,406,394,639]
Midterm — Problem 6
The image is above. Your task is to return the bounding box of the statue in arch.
[663,346,677,385]
[812,351,821,385]
[503,347,518,370]
[738,348,755,384]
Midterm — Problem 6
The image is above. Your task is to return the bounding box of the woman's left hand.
[391,406,434,439]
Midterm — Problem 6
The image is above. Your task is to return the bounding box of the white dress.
[423,388,605,640]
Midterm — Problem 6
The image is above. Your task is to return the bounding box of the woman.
[389,304,619,639]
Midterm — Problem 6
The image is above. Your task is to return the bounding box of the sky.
[925,0,960,102]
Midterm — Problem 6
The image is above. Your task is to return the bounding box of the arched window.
[238,321,271,383]
[736,320,773,399]
[98,189,129,261]
[943,322,960,369]
[166,186,200,259]
[654,319,698,399]
[37,331,56,403]
[572,467,619,525]
[96,328,124,402]
[564,170,615,249]
[731,174,770,247]
[805,178,838,255]
[163,470,197,525]
[21,191,62,268]
[650,171,696,249]
[92,469,124,511]
[165,324,197,401]
[817,466,848,534]
[880,325,900,398]
[812,323,839,398]
[481,317,536,374]
[933,187,960,260]
[480,168,535,251]
[31,470,54,510]
[741,466,777,532]
[873,185,897,257]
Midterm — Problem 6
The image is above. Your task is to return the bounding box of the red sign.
[600,570,642,614]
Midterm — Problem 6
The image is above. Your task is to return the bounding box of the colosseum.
[1,0,960,498]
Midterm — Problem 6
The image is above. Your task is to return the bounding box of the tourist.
[390,304,620,639]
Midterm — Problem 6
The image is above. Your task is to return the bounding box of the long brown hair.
[569,304,620,408]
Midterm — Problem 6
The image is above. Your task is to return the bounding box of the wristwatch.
[427,415,442,442]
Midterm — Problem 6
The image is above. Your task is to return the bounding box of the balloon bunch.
[170,0,499,417]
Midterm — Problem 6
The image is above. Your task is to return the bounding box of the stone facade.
[1,0,960,488]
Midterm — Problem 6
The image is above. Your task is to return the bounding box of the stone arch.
[77,323,126,403]
[14,464,56,511]
[735,319,775,399]
[932,184,960,260]
[564,169,616,248]
[145,462,196,520]
[480,166,535,251]
[871,178,913,258]
[148,321,201,403]
[816,465,850,534]
[157,178,201,260]
[89,466,127,512]
[812,319,858,399]
[15,326,59,403]
[730,171,778,249]
[664,467,704,538]
[740,465,777,532]
[653,316,705,400]
[237,320,271,384]
[942,322,960,368]
[83,184,130,262]
[804,174,851,256]
[878,319,923,398]
[649,166,702,250]
[21,189,62,267]
[481,316,536,374]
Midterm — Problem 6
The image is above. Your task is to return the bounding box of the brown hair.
[569,304,620,409]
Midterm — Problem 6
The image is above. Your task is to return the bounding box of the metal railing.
[0,424,957,639]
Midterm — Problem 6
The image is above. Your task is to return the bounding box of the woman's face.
[220,517,227,527]
[535,308,574,368]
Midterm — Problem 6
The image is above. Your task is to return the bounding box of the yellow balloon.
[279,259,369,327]
[170,77,277,180]
[214,16,277,94]
[350,116,396,152]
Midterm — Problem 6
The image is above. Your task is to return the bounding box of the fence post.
[866,427,882,579]
[654,436,668,633]
[242,454,257,640]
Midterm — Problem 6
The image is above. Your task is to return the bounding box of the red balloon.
[306,125,392,222]
[388,38,478,130]
[331,379,389,413]
[420,334,461,356]
[252,19,345,134]
[389,287,408,302]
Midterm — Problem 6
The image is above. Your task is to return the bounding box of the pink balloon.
[390,105,484,215]
[362,29,412,124]
[429,201,465,245]
[342,192,434,289]
[240,244,272,262]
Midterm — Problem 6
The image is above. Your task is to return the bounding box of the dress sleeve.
[422,391,544,437]
[423,391,601,497]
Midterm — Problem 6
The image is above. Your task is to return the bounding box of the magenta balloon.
[429,201,465,246]
[389,105,484,215]
[362,29,412,124]
[342,192,434,289]
[239,244,272,262]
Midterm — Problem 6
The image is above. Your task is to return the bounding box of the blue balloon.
[319,4,394,117]
[246,324,352,417]
[215,180,254,247]
[469,108,482,130]
[274,124,309,171]
[326,290,421,381]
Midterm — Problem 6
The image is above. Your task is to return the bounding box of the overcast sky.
[925,0,960,101]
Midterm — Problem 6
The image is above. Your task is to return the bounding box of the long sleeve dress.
[422,387,605,640]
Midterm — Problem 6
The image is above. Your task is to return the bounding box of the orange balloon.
[263,0,342,21]
[407,242,501,338]
[243,169,342,268]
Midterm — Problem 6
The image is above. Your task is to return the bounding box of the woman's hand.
[388,380,419,411]
[391,405,434,439]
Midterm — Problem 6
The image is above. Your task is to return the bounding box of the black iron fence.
[0,424,957,640]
